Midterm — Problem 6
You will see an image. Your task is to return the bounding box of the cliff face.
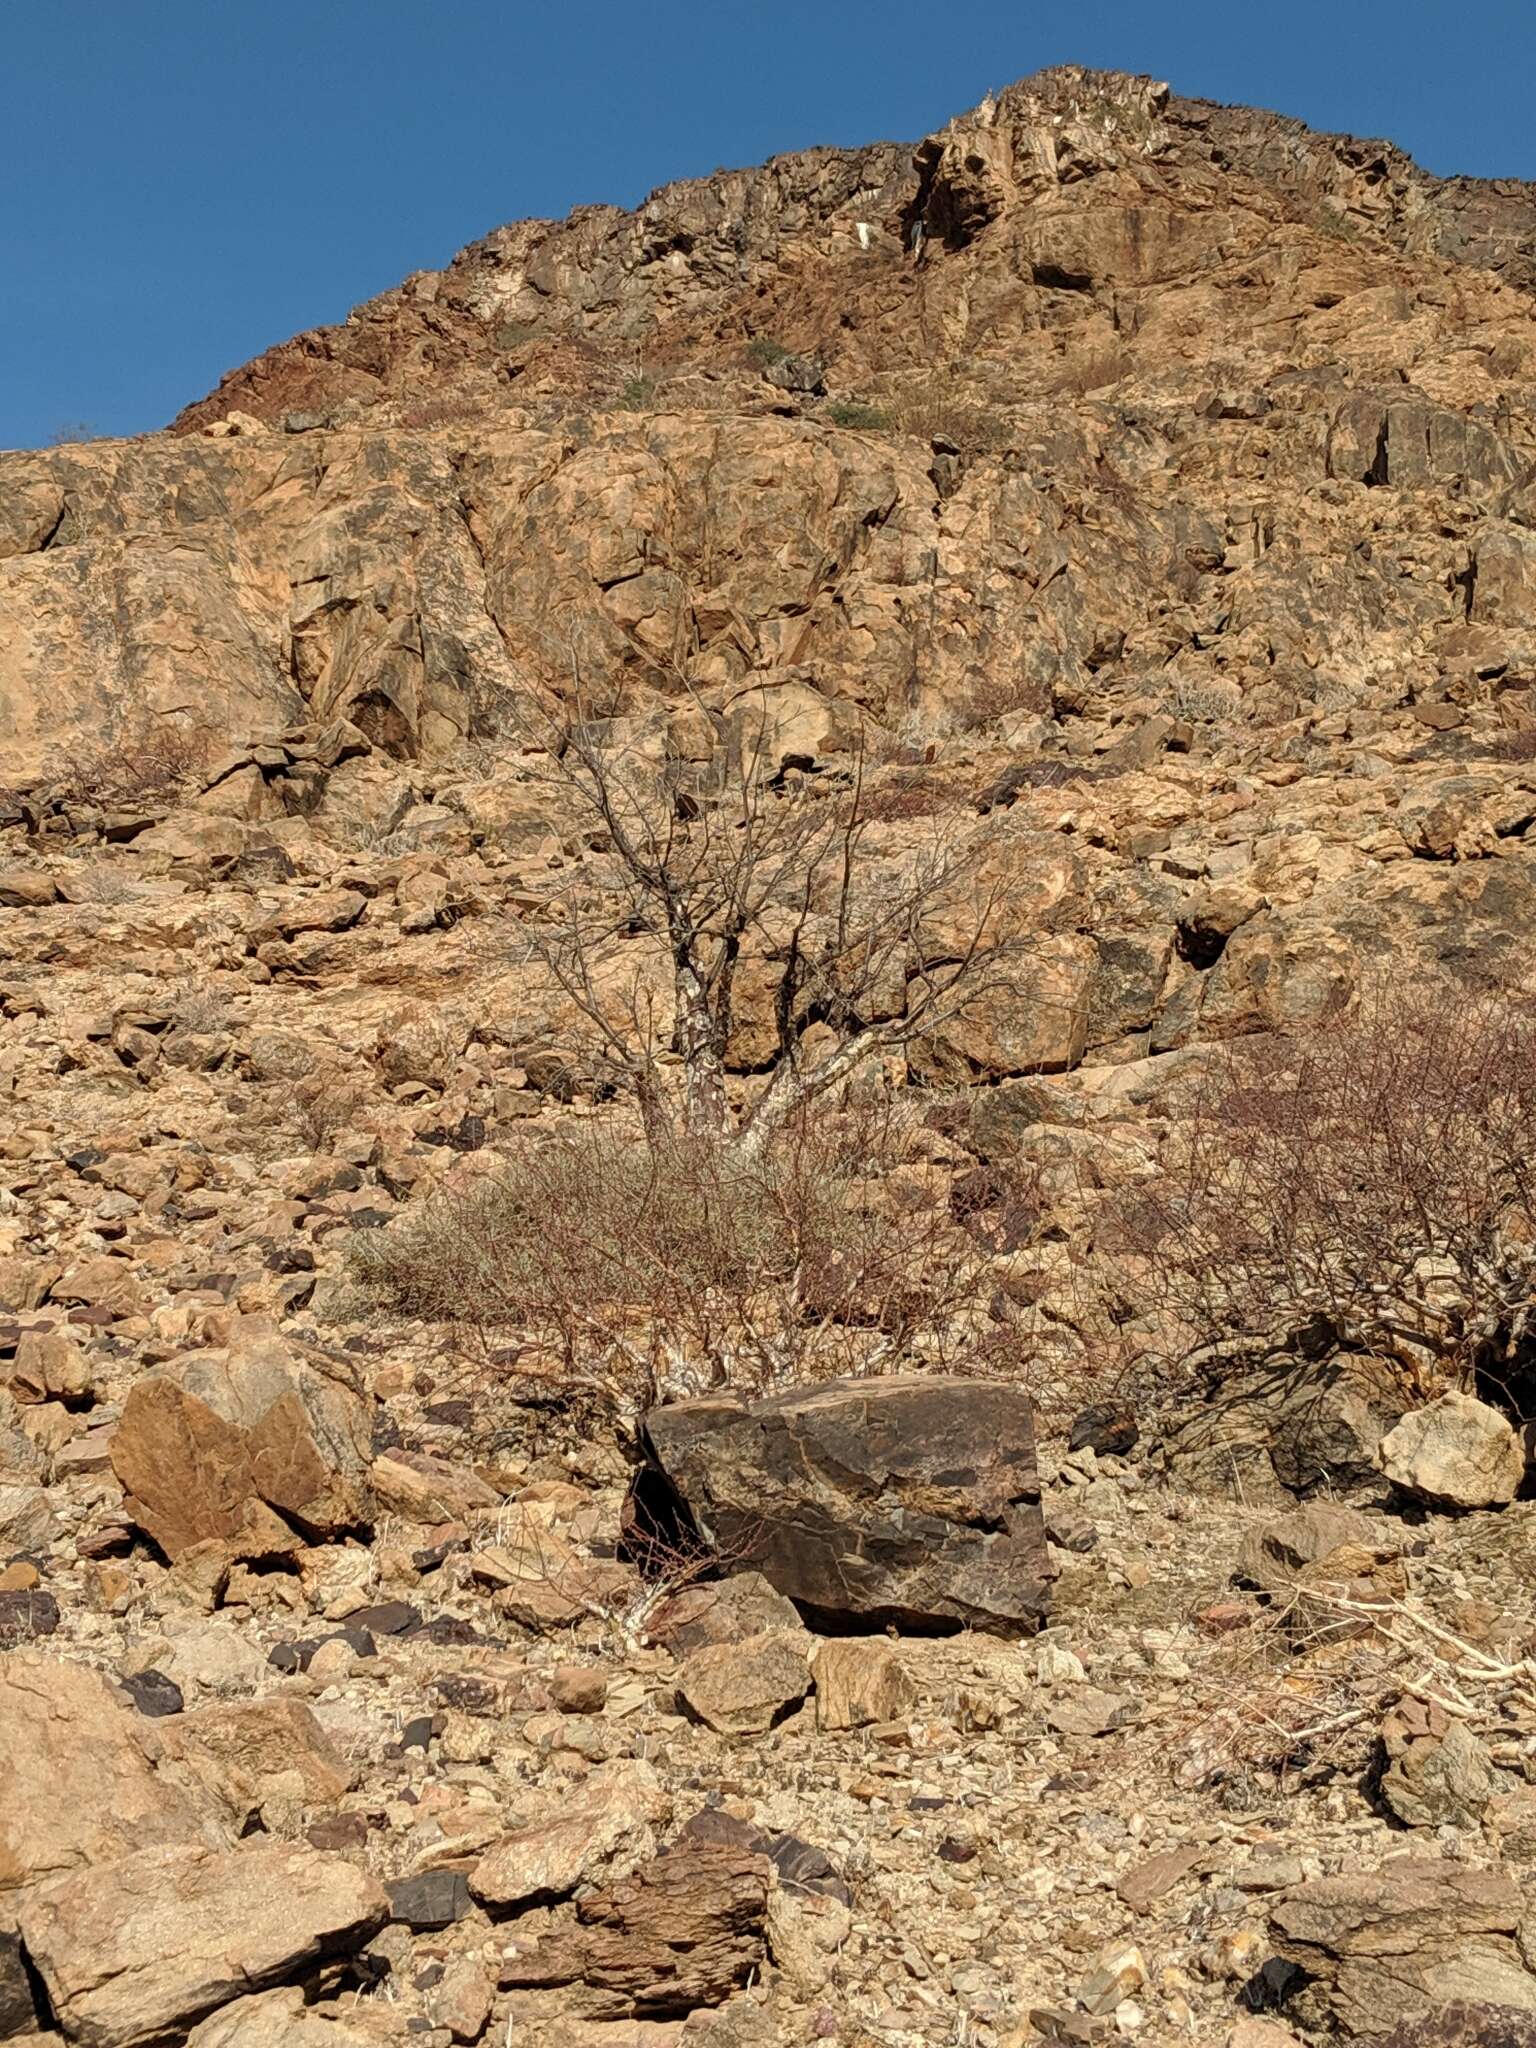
[4,66,1536,1063]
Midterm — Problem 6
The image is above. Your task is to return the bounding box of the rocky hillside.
[5,65,1536,2048]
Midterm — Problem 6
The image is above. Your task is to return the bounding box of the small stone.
[121,1670,185,1718]
[1077,1942,1148,2016]
[548,1664,610,1715]
[1116,1846,1206,1914]
[1046,1689,1139,1738]
[387,1871,472,1931]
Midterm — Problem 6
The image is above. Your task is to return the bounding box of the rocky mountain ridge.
[5,64,1536,2048]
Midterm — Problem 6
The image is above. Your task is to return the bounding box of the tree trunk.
[674,960,732,1140]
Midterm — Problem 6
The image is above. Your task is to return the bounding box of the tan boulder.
[0,1653,225,1902]
[675,1629,812,1736]
[810,1639,915,1732]
[1377,1393,1525,1510]
[469,1760,670,1910]
[370,1449,499,1524]
[110,1320,374,1560]
[20,1841,387,2048]
[161,1699,354,1815]
[185,1988,380,2048]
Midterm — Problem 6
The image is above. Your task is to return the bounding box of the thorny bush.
[1115,978,1536,1404]
[348,1097,1040,1423]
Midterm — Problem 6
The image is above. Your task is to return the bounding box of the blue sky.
[4,0,1533,451]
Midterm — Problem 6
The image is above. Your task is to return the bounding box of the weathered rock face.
[18,1842,388,2048]
[6,68,1536,1097]
[0,1654,226,1902]
[638,1376,1051,1634]
[469,1762,670,1911]
[497,1842,769,2019]
[110,1320,375,1560]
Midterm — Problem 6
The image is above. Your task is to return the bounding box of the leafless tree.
[507,677,1014,1165]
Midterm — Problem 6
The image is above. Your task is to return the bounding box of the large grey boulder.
[635,1375,1051,1635]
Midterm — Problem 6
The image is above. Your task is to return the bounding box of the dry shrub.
[951,669,1052,734]
[1113,978,1536,1399]
[290,1068,367,1151]
[883,375,1011,456]
[349,1100,1033,1418]
[51,723,203,808]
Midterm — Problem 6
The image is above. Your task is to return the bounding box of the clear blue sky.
[4,0,1533,452]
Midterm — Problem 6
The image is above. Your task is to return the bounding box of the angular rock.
[19,1842,388,2048]
[0,1653,224,1900]
[637,1375,1050,1635]
[470,1761,670,1911]
[184,1988,379,2048]
[1378,1394,1525,1510]
[0,1485,54,1555]
[497,1842,768,2018]
[370,1450,499,1525]
[386,1870,472,1931]
[675,1630,812,1737]
[809,1638,915,1731]
[110,1321,374,1561]
[642,1571,802,1656]
[1270,1860,1536,2037]
[1379,1697,1503,1830]
[161,1698,354,1812]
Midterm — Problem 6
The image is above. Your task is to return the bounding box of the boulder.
[184,1989,379,2048]
[370,1450,500,1525]
[809,1639,915,1731]
[0,1653,224,1901]
[1270,1860,1536,2037]
[1378,1394,1525,1510]
[110,1321,374,1560]
[636,1376,1050,1635]
[470,1761,670,1911]
[161,1699,354,1815]
[19,1842,387,2048]
[1379,1697,1503,1830]
[1238,1502,1397,1589]
[497,1842,768,2018]
[642,1571,802,1655]
[675,1630,812,1737]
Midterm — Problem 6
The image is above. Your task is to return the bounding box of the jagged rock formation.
[5,64,1536,816]
[8,66,1536,2048]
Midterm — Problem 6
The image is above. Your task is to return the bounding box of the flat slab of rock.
[19,1842,387,2048]
[637,1375,1050,1635]
[1377,1393,1525,1510]
[1270,1859,1536,2036]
